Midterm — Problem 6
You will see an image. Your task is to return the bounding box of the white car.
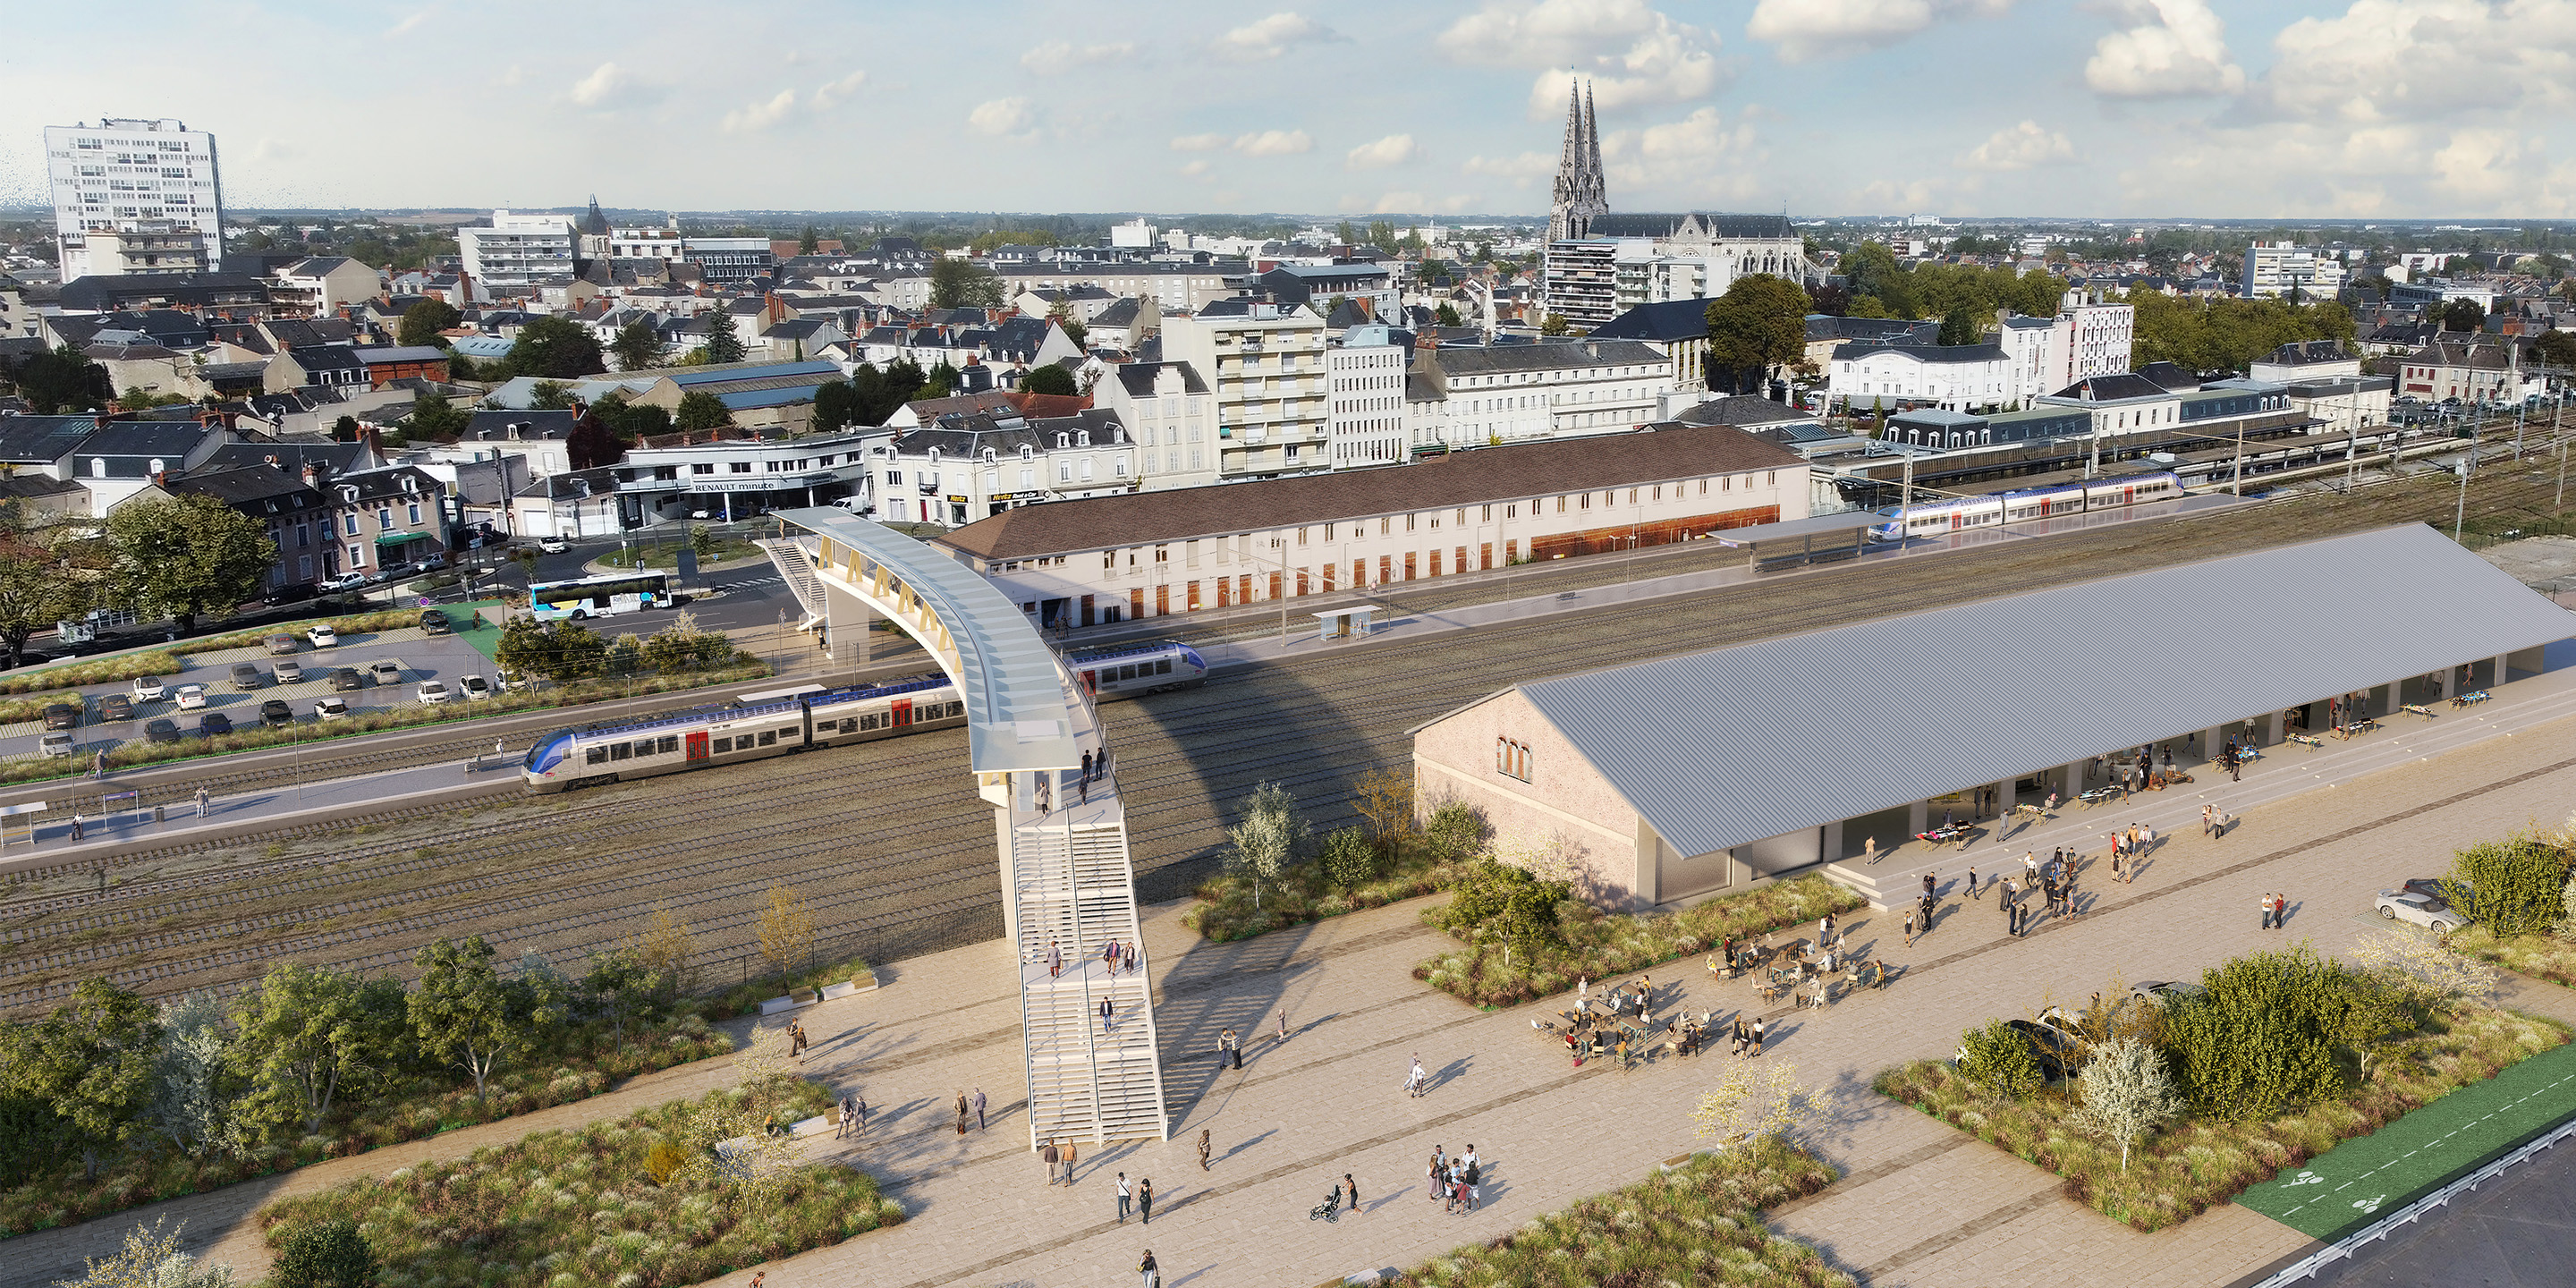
[314,696,350,721]
[308,624,339,648]
[131,675,166,702]
[538,536,569,554]
[459,674,493,700]
[417,680,452,705]
[38,731,74,758]
[174,683,208,710]
[2376,889,2462,934]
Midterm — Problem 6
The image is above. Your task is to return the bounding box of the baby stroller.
[1309,1188,1343,1223]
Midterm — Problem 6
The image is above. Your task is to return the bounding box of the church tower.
[1546,80,1607,243]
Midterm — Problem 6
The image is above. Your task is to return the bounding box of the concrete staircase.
[1011,806,1168,1146]
[755,537,828,631]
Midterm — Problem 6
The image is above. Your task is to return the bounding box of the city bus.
[527,572,674,622]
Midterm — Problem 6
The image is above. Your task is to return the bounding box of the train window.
[1119,664,1137,681]
[840,718,857,733]
[758,730,778,746]
[714,737,733,753]
[609,742,631,761]
[862,714,884,731]
[1157,658,1172,674]
[633,740,653,758]
[657,736,679,754]
[586,746,609,766]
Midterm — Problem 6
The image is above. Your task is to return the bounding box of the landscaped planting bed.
[1392,1136,1848,1288]
[0,652,183,696]
[1876,1002,2568,1232]
[1414,875,1866,1008]
[256,1080,902,1288]
[2448,925,2576,989]
[1182,846,1479,943]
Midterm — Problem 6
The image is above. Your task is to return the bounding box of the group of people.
[2106,824,2152,883]
[1040,936,1139,980]
[1039,1135,1080,1184]
[953,1088,985,1134]
[2258,891,2294,929]
[1427,1144,1483,1214]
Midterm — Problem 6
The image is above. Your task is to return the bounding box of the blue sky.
[3,1,2571,220]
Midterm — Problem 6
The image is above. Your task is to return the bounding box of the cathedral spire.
[1548,75,1609,244]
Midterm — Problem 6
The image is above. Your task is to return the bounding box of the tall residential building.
[45,118,224,282]
[1995,301,2135,405]
[1325,324,1410,469]
[1161,299,1328,479]
[457,209,575,290]
[2241,242,2346,300]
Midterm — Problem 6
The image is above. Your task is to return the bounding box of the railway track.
[8,459,2572,1015]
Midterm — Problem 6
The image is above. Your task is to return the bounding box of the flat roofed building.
[1411,524,2574,908]
[46,117,223,283]
[934,423,1805,631]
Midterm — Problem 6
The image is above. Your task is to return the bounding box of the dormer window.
[1056,433,1070,448]
[1076,430,1091,446]
[983,447,997,463]
[1020,445,1033,461]
[928,448,941,464]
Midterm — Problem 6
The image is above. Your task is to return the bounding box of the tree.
[495,616,607,682]
[1538,313,1570,336]
[148,993,239,1157]
[1420,800,1488,862]
[930,258,1005,309]
[1318,826,1381,892]
[395,299,461,348]
[580,948,662,1046]
[270,1217,377,1288]
[1224,781,1308,910]
[2066,1038,2182,1173]
[105,495,276,631]
[1956,1019,2043,1100]
[5,979,160,1178]
[54,1217,233,1288]
[757,885,818,980]
[1351,765,1417,862]
[703,310,746,366]
[631,902,697,1002]
[408,936,556,1105]
[528,380,575,411]
[2439,297,2487,333]
[674,390,732,432]
[565,404,626,470]
[591,392,670,441]
[1691,1062,1814,1148]
[0,518,90,667]
[2444,833,2569,936]
[500,316,606,379]
[2350,925,2499,1009]
[5,344,110,413]
[1937,304,1983,347]
[2160,946,2346,1118]
[405,388,470,441]
[231,963,404,1139]
[798,225,819,255]
[608,319,665,372]
[1435,302,1463,327]
[1701,274,1812,394]
[2530,331,2576,370]
[811,379,862,432]
[1021,364,1078,396]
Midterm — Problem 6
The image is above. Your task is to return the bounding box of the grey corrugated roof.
[1498,525,2574,860]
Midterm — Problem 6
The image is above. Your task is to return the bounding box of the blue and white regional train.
[1870,470,2183,541]
[520,640,1208,792]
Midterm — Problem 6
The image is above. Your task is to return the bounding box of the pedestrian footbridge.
[763,512,1169,1146]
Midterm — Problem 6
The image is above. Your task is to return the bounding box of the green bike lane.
[2236,1031,2576,1242]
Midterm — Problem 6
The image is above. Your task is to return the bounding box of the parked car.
[143,717,182,744]
[314,696,350,721]
[1958,1018,2081,1082]
[258,699,295,728]
[2129,980,2205,1006]
[418,553,448,572]
[174,683,208,709]
[132,674,165,702]
[265,633,300,657]
[42,703,79,730]
[416,680,452,705]
[2376,888,2462,934]
[329,666,364,691]
[262,582,318,606]
[369,659,402,685]
[308,623,339,648]
[320,573,369,593]
[275,659,306,684]
[198,712,233,737]
[419,609,451,635]
[538,536,569,554]
[229,663,264,690]
[38,731,74,758]
[97,694,132,722]
[459,674,492,700]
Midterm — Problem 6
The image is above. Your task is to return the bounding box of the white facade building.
[1326,325,1410,469]
[865,409,1138,528]
[1993,301,2135,406]
[1161,300,1329,478]
[1407,338,1680,450]
[2241,242,2347,300]
[1094,362,1220,491]
[1828,343,2012,411]
[46,118,223,282]
[459,210,575,288]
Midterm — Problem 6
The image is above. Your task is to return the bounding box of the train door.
[2123,486,2135,504]
[892,698,913,729]
[686,731,709,762]
[1080,670,1098,697]
[1949,512,1962,531]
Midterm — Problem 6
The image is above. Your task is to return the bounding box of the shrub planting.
[1415,874,1865,1009]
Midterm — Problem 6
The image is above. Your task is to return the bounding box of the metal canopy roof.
[776,507,1080,775]
[1507,525,2575,860]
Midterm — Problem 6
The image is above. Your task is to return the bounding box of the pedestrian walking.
[2142,823,2156,857]
[2024,852,2039,879]
[836,1093,856,1140]
[1406,1054,1428,1098]
[70,813,83,843]
[1220,1027,1241,1070]
[1042,1138,1060,1184]
[194,787,209,818]
[2202,804,2215,836]
[2110,850,2123,883]
[1750,1016,1766,1057]
[1082,748,1095,784]
[1117,1173,1132,1224]
[972,1088,987,1130]
[2274,892,2291,930]
[1061,1138,1079,1185]
[1902,906,1915,947]
[1099,996,1114,1030]
[1275,1009,1290,1044]
[852,1093,868,1130]
[1967,866,1979,899]
[1344,1173,1360,1215]
[1046,936,1063,979]
[2258,892,2274,931]
[1922,870,1936,901]
[1138,1177,1153,1224]
[1197,1128,1211,1171]
[789,1021,808,1060]
[1138,1249,1158,1288]
[1864,835,1878,864]
[955,1092,969,1137]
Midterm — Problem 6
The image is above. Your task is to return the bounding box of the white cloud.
[2260,0,2576,126]
[722,89,800,134]
[567,62,643,109]
[1439,0,1724,118]
[1346,134,1420,169]
[1232,130,1314,157]
[1746,0,2014,64]
[812,70,868,111]
[1856,176,1944,209]
[1337,191,1478,214]
[2085,0,2244,98]
[1180,159,1213,178]
[1462,151,1557,183]
[1961,120,2074,170]
[385,9,431,38]
[1600,106,1765,201]
[969,97,1038,140]
[1169,132,1229,152]
[1214,13,1346,62]
[1020,40,1136,74]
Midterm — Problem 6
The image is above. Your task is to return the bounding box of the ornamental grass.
[1874,1003,2567,1232]
[2447,925,2576,990]
[1415,875,1866,1008]
[257,1080,901,1288]
[1182,846,1478,943]
[1395,1135,1849,1288]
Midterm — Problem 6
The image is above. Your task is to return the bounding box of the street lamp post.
[2454,419,2478,545]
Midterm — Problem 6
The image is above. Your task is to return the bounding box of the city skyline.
[2,1,2573,221]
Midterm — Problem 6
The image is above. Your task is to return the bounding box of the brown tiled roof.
[935,424,1804,561]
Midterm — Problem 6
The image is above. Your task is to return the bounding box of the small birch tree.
[148,994,237,1157]
[2349,925,2498,1009]
[1224,782,1307,911]
[53,1217,233,1288]
[1692,1061,1814,1148]
[2066,1038,2182,1172]
[757,886,818,981]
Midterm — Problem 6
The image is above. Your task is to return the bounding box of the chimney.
[361,426,384,460]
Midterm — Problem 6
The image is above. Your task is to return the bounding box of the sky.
[4,1,2575,222]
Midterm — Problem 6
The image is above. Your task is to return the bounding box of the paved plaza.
[15,666,2576,1288]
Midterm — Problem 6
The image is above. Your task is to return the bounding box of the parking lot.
[4,619,512,764]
